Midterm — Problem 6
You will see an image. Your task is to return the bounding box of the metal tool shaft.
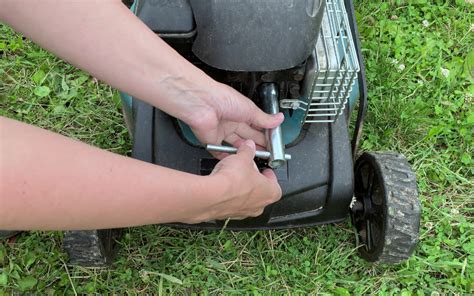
[206,144,291,160]
[260,83,287,168]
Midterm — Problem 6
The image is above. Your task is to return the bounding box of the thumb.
[262,169,282,201]
[221,86,284,129]
[251,108,284,130]
[236,140,256,161]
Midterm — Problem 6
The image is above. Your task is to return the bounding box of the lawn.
[1,0,473,294]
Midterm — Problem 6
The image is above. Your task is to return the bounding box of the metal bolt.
[293,68,305,81]
[289,83,301,99]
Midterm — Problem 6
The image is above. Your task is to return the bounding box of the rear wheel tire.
[63,229,122,267]
[351,152,421,263]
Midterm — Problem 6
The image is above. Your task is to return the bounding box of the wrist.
[202,173,233,217]
[153,72,221,126]
[173,174,231,224]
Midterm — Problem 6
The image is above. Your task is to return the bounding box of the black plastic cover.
[190,0,326,71]
[135,0,194,34]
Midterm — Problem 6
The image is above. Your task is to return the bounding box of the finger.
[229,216,247,220]
[250,110,284,130]
[236,139,256,161]
[231,138,246,148]
[226,137,258,167]
[262,168,278,182]
[229,139,257,170]
[262,169,282,202]
[216,215,246,221]
[232,139,266,154]
[235,124,267,148]
[209,161,224,175]
[207,142,231,160]
[225,134,244,148]
[227,139,262,171]
[249,123,264,132]
[209,151,229,160]
[223,87,284,129]
[249,208,264,217]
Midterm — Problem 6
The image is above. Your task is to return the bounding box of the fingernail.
[244,140,255,148]
[276,113,284,120]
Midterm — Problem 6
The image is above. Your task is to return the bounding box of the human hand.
[181,140,282,223]
[179,82,284,158]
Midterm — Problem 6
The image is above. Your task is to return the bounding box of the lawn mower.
[63,0,421,266]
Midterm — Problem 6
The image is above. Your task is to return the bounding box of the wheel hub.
[351,162,385,254]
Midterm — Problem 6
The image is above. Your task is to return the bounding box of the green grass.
[1,0,473,294]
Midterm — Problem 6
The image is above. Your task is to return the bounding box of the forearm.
[0,117,225,230]
[0,0,214,122]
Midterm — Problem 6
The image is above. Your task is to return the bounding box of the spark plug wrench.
[205,83,290,168]
[260,83,287,168]
[206,144,291,160]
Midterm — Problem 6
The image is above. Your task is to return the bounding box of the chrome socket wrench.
[206,83,290,168]
[260,83,287,169]
[206,144,291,160]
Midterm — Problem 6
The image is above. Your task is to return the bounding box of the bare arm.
[0,0,283,147]
[0,117,280,230]
[0,0,283,230]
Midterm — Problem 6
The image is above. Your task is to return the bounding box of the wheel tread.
[63,230,121,267]
[355,152,421,264]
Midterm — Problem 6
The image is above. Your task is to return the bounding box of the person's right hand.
[181,140,282,223]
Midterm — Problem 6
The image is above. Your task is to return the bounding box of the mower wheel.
[351,152,421,263]
[63,229,122,267]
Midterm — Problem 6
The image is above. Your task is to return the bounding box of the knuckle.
[248,209,264,217]
[272,188,282,202]
[263,180,282,202]
[247,103,258,123]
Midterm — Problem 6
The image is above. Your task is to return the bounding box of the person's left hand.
[181,82,284,158]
